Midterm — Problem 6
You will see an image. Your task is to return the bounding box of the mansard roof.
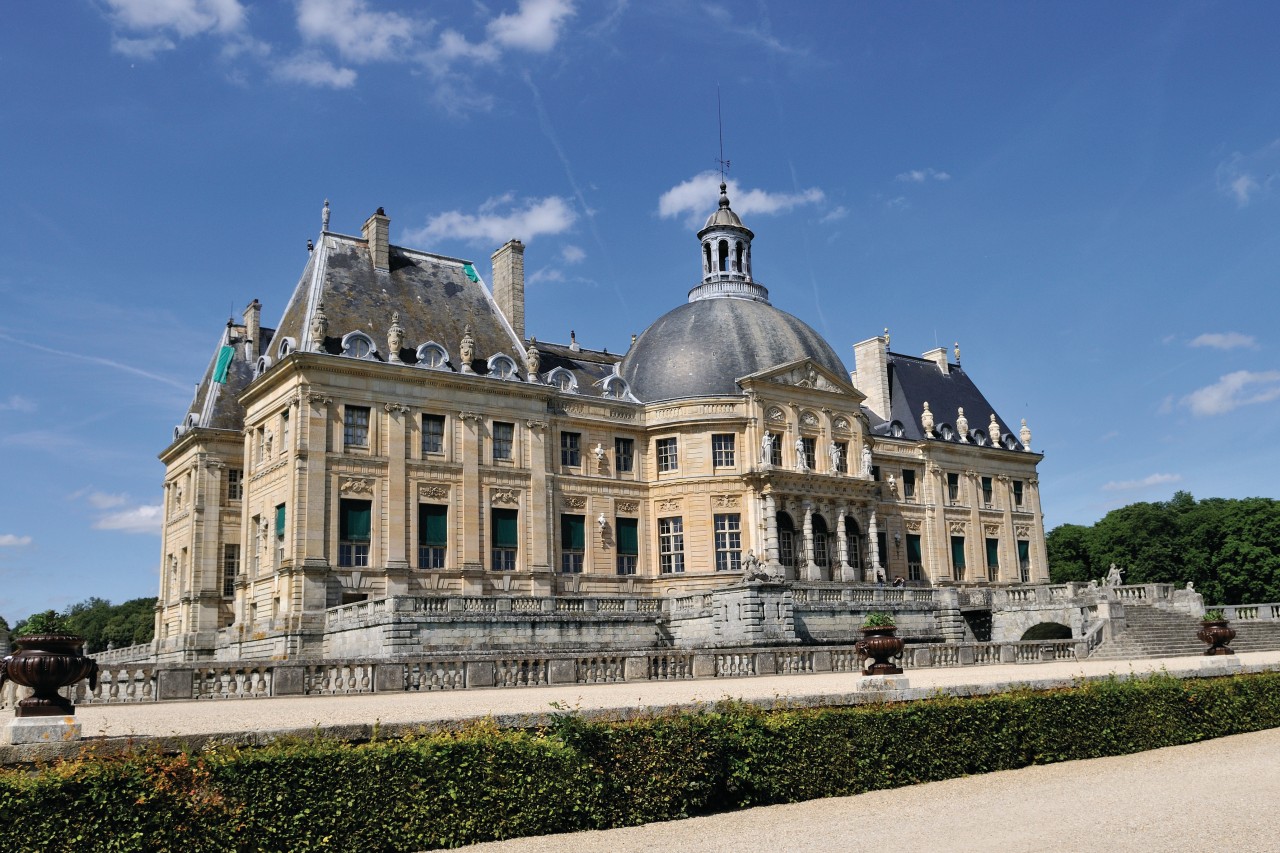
[876,352,1022,449]
[179,322,276,435]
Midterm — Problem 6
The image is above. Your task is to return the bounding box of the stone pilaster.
[384,403,409,571]
[459,412,483,571]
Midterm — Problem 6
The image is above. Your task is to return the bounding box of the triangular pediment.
[739,358,862,400]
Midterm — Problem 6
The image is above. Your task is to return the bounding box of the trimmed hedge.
[3,672,1280,852]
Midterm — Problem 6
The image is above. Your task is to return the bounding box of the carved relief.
[766,406,786,422]
[340,477,374,495]
[563,495,587,509]
[800,410,819,428]
[383,402,409,414]
[525,419,548,431]
[833,416,851,431]
[616,500,639,514]
[949,521,967,534]
[418,484,450,500]
[1015,525,1031,539]
[458,411,483,423]
[307,393,332,407]
[657,498,682,512]
[491,488,520,505]
[905,519,923,532]
[712,494,740,508]
[984,523,1001,536]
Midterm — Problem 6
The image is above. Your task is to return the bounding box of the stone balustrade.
[1215,603,1280,621]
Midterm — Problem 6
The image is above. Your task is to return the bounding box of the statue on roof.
[310,302,328,352]
[921,401,934,437]
[526,338,541,380]
[459,325,475,373]
[957,407,969,443]
[387,312,404,364]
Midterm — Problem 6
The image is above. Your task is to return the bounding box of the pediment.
[739,358,862,399]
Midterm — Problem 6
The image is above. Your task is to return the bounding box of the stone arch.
[1020,622,1072,641]
[776,511,798,571]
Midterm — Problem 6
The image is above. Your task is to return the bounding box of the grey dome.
[620,297,848,402]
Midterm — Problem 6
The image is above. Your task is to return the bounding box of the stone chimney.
[851,336,890,421]
[922,346,949,375]
[362,207,390,271]
[491,239,525,342]
[243,298,261,362]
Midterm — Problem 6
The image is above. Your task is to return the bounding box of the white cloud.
[820,206,848,223]
[657,172,824,224]
[561,244,586,264]
[295,0,417,63]
[1189,332,1258,350]
[112,34,178,59]
[0,534,32,547]
[895,167,951,183]
[1101,473,1182,492]
[86,492,130,510]
[94,504,164,535]
[1216,140,1280,207]
[405,195,577,246]
[528,267,566,286]
[1182,370,1280,416]
[274,53,357,88]
[0,395,36,413]
[105,0,246,37]
[885,196,909,211]
[487,0,575,52]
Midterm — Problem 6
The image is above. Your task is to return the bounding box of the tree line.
[6,597,155,653]
[1048,491,1280,606]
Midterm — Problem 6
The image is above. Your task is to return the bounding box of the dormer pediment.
[739,358,863,400]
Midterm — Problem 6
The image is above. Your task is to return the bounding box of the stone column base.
[6,716,81,745]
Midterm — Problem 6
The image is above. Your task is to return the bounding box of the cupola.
[690,183,768,304]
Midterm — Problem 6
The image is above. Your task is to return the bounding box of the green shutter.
[906,534,922,563]
[213,345,235,384]
[617,518,639,555]
[492,508,519,548]
[986,537,1000,566]
[419,504,448,546]
[462,263,480,282]
[561,514,585,551]
[951,536,966,568]
[1018,540,1030,562]
[275,504,286,536]
[341,500,371,542]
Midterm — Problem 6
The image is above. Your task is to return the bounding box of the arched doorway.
[812,514,831,580]
[776,511,799,579]
[1020,622,1072,641]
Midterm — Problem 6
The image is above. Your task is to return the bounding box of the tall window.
[250,515,261,575]
[779,529,795,569]
[281,409,290,453]
[1018,540,1031,582]
[339,499,371,567]
[344,405,370,448]
[906,534,922,581]
[222,544,240,597]
[714,513,742,571]
[985,537,1000,580]
[836,442,848,474]
[712,434,736,468]
[274,503,286,568]
[870,465,880,482]
[561,431,581,467]
[616,517,638,575]
[877,532,887,575]
[493,421,514,461]
[658,516,685,573]
[801,437,817,471]
[902,469,916,499]
[981,476,994,507]
[418,504,447,568]
[491,507,518,570]
[768,433,783,466]
[227,468,243,501]
[1013,480,1025,508]
[560,514,585,573]
[615,437,634,473]
[947,472,960,503]
[950,535,966,581]
[657,437,679,472]
[422,414,445,455]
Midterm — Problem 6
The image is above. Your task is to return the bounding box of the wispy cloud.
[94,505,164,535]
[1189,332,1258,351]
[820,206,849,223]
[528,267,566,286]
[488,0,575,51]
[1182,370,1280,416]
[0,333,190,391]
[296,0,417,63]
[704,4,806,56]
[105,0,246,58]
[274,53,357,88]
[896,167,951,183]
[1101,473,1182,492]
[561,245,586,264]
[0,395,36,413]
[404,194,576,246]
[1216,139,1280,207]
[658,171,824,226]
[0,534,32,547]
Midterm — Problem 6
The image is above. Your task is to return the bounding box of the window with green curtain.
[340,499,371,542]
[986,537,1000,567]
[906,533,922,563]
[950,535,966,568]
[561,514,585,551]
[1018,540,1030,564]
[492,508,519,548]
[275,504,286,536]
[419,504,447,546]
[616,517,638,555]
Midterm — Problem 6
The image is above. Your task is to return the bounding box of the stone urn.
[856,625,905,676]
[0,634,99,717]
[1197,619,1236,656]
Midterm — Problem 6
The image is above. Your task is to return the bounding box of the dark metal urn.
[857,625,905,675]
[1197,620,1236,656]
[0,634,99,717]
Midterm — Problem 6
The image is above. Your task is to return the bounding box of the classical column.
[526,420,551,574]
[299,393,332,570]
[384,403,409,572]
[966,469,982,580]
[868,510,883,582]
[764,492,781,569]
[837,507,855,581]
[998,474,1015,582]
[803,501,820,581]
[1027,477,1048,582]
[459,411,484,571]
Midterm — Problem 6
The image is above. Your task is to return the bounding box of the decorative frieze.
[984,523,1001,536]
[712,494,740,508]
[905,518,922,532]
[616,500,639,514]
[563,495,588,509]
[949,521,967,534]
[418,483,450,500]
[1016,525,1031,539]
[491,488,520,505]
[340,477,375,496]
[656,498,682,512]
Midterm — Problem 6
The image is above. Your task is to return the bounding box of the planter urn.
[857,625,905,675]
[1197,620,1236,656]
[0,634,99,717]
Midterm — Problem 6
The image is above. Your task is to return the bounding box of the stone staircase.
[1090,605,1280,660]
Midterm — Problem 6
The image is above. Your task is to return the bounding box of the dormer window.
[255,355,273,377]
[939,423,954,441]
[341,331,377,360]
[416,342,449,370]
[890,420,905,438]
[1004,434,1019,450]
[276,337,296,359]
[972,430,987,446]
[487,353,518,380]
[601,374,632,400]
[547,366,578,393]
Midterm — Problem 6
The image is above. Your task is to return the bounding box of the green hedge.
[4,673,1280,852]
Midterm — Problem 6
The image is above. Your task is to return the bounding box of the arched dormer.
[487,353,519,380]
[254,355,273,377]
[276,337,297,359]
[341,331,378,360]
[546,366,578,393]
[600,373,637,402]
[415,341,450,370]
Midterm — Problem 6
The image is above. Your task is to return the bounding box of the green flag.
[213,345,235,384]
[462,263,479,283]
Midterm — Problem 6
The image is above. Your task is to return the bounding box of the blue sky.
[3,1,1279,622]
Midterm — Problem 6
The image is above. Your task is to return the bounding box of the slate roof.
[179,322,276,435]
[876,352,1024,449]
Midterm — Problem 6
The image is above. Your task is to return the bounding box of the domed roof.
[703,183,746,230]
[620,297,848,402]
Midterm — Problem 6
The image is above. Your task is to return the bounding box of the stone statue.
[828,441,842,474]
[310,301,328,351]
[1020,418,1032,451]
[743,550,770,582]
[989,414,1001,447]
[795,435,808,472]
[760,431,775,465]
[861,444,873,478]
[887,473,897,495]
[593,443,606,464]
[921,402,934,436]
[387,312,404,363]
[1105,563,1124,586]
[956,407,969,443]
[459,325,475,373]
[1185,581,1195,591]
[526,337,541,380]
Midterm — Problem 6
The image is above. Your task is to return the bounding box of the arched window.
[890,421,905,438]
[972,429,987,447]
[487,353,518,380]
[601,374,633,400]
[703,243,712,274]
[255,355,273,377]
[276,337,296,359]
[415,342,449,370]
[546,366,578,393]
[734,241,744,272]
[718,240,729,272]
[341,331,377,360]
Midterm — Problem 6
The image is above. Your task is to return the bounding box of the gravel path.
[461,726,1280,853]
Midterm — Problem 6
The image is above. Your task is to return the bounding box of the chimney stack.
[851,335,890,421]
[362,207,390,271]
[922,346,949,375]
[243,298,261,362]
[491,239,525,342]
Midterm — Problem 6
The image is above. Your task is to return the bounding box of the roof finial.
[322,199,330,231]
[954,341,961,363]
[883,327,891,350]
[716,85,731,184]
